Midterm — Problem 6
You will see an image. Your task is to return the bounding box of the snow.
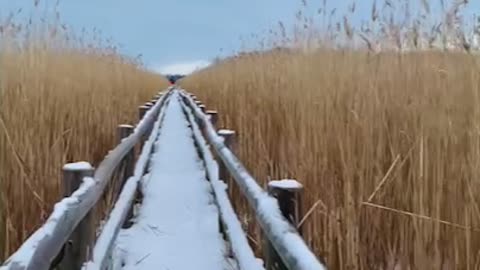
[118,124,134,128]
[0,177,97,269]
[83,92,168,270]
[63,161,93,171]
[83,174,142,270]
[115,91,229,270]
[268,179,303,190]
[178,89,327,270]
[218,129,235,136]
[182,100,264,270]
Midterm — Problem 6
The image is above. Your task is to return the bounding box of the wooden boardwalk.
[0,87,326,270]
[117,92,229,269]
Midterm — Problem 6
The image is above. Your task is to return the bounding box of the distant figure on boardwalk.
[166,74,185,85]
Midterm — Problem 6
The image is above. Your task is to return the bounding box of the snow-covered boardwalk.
[116,92,230,269]
[1,88,325,270]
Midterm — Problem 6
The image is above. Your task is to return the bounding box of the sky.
[0,0,301,74]
[0,0,479,74]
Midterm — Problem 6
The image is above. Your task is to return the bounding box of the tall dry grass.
[0,4,166,260]
[182,1,480,269]
[183,47,480,270]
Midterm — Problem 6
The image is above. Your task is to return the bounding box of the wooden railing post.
[60,162,94,270]
[144,102,155,141]
[152,93,162,104]
[264,179,304,270]
[145,101,154,108]
[117,124,135,228]
[138,105,149,121]
[117,124,134,193]
[217,129,236,186]
[206,110,218,129]
[138,105,150,148]
[117,124,134,143]
[216,129,236,238]
[199,104,206,113]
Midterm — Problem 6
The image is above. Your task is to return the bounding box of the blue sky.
[0,0,479,74]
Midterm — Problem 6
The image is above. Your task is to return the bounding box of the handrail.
[0,88,172,270]
[83,93,171,270]
[180,97,264,270]
[178,89,326,270]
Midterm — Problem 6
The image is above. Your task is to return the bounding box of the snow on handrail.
[0,87,173,270]
[180,98,265,270]
[178,89,327,270]
[83,92,171,270]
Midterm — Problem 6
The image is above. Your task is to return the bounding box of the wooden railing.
[84,90,171,270]
[0,87,173,270]
[179,90,326,270]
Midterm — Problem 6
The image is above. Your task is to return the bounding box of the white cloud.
[151,60,211,75]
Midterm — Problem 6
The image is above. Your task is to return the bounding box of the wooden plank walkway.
[115,92,231,269]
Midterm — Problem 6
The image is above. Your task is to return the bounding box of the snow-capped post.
[199,104,206,113]
[206,110,218,129]
[264,179,304,270]
[117,124,134,203]
[118,124,136,229]
[138,105,150,148]
[216,129,236,238]
[138,105,149,120]
[144,102,155,135]
[61,162,95,270]
[217,129,236,188]
[152,92,161,104]
[145,101,154,108]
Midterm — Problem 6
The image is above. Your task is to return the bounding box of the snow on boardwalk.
[116,92,230,270]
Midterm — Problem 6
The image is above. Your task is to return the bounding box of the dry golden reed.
[0,4,166,259]
[183,47,480,270]
[181,0,480,269]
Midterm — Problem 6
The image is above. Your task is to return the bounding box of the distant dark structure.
[166,74,185,84]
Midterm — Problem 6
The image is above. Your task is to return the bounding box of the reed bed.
[0,4,166,259]
[182,0,480,268]
[183,46,480,270]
